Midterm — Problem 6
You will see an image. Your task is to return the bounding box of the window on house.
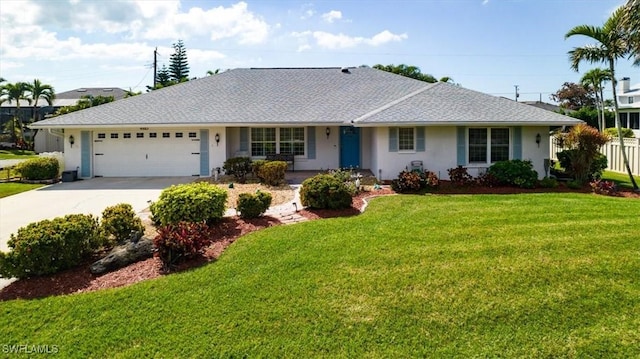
[188,132,197,138]
[398,127,415,151]
[123,133,131,139]
[97,133,106,139]
[629,97,634,104]
[251,128,276,156]
[468,128,510,163]
[631,113,640,130]
[279,128,305,155]
[162,132,170,138]
[175,132,183,138]
[136,133,144,138]
[110,133,118,139]
[620,113,628,128]
[149,132,157,138]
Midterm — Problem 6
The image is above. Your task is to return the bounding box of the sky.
[1,0,639,103]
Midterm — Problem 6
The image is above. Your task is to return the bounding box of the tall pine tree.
[169,40,189,82]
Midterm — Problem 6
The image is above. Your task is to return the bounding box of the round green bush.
[487,160,538,188]
[300,174,352,209]
[150,182,228,225]
[237,191,272,218]
[259,161,287,186]
[14,157,60,180]
[0,214,104,278]
[101,203,144,243]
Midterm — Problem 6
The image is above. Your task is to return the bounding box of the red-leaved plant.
[153,221,213,271]
[590,179,618,196]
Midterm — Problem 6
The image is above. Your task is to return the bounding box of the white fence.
[550,137,640,176]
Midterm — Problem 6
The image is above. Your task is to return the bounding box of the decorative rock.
[90,237,154,275]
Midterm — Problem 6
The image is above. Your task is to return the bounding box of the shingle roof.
[32,68,580,128]
[354,82,581,126]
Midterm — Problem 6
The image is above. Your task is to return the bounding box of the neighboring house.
[31,67,580,180]
[1,87,126,152]
[522,101,565,114]
[617,77,640,137]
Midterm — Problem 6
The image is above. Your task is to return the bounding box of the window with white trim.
[620,113,628,128]
[398,127,415,151]
[279,128,305,155]
[251,128,276,156]
[629,96,634,104]
[468,128,510,163]
[250,127,306,157]
[630,113,640,130]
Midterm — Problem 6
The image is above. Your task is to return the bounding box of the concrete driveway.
[0,177,194,289]
[0,177,195,251]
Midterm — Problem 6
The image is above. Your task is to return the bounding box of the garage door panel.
[93,131,201,177]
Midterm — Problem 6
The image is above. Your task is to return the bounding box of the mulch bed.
[1,183,637,301]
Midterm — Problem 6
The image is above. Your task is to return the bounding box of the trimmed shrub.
[300,174,352,209]
[539,177,559,188]
[447,166,474,186]
[237,191,272,218]
[101,203,144,244]
[557,150,608,182]
[391,171,422,193]
[14,157,59,180]
[258,161,287,186]
[252,159,269,181]
[487,160,538,188]
[150,182,228,226]
[423,171,440,189]
[153,222,212,271]
[223,157,252,183]
[476,172,500,187]
[604,127,635,138]
[590,179,618,196]
[0,214,104,278]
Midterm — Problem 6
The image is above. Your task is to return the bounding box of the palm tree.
[565,6,639,191]
[0,82,31,144]
[622,0,639,63]
[26,79,55,123]
[580,68,611,131]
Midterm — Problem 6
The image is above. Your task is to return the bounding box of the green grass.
[0,182,43,198]
[0,149,36,160]
[1,194,639,357]
[602,170,640,189]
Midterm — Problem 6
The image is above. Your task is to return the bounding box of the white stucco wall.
[370,126,457,181]
[521,126,552,178]
[369,126,552,181]
[64,128,83,174]
[207,126,226,176]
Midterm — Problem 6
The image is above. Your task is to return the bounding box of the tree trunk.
[610,60,639,191]
[599,87,606,131]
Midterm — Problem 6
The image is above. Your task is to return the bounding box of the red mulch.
[1,183,637,301]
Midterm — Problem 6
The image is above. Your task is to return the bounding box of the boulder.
[90,237,154,275]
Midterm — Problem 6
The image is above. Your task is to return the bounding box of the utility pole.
[153,47,158,88]
[514,85,520,102]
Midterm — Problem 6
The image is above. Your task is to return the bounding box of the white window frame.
[468,127,510,164]
[250,127,306,158]
[398,127,416,152]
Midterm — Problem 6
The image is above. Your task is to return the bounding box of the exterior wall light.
[535,133,541,147]
[69,135,75,148]
[326,127,331,139]
[215,133,220,146]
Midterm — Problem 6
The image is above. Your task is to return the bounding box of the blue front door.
[340,126,360,168]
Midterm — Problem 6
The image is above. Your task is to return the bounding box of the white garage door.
[93,130,201,176]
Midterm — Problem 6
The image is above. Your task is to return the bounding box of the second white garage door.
[93,130,201,177]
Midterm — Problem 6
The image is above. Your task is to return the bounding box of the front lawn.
[0,183,43,198]
[602,170,640,189]
[0,149,37,160]
[1,193,639,357]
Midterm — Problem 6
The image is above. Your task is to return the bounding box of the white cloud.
[322,10,342,23]
[297,44,312,52]
[310,30,407,49]
[482,0,489,5]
